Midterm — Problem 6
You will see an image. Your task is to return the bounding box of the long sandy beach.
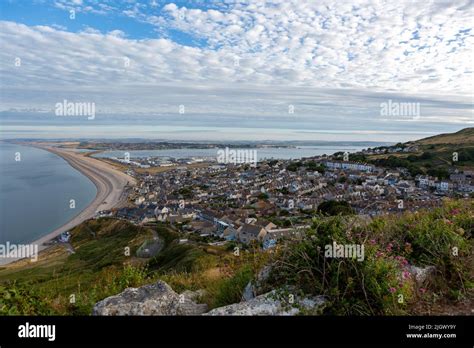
[0,145,136,265]
[35,146,136,244]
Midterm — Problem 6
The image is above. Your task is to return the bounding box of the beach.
[0,145,136,265]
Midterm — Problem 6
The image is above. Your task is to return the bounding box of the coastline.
[0,145,136,265]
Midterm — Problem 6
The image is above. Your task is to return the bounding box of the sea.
[93,145,369,160]
[0,143,96,245]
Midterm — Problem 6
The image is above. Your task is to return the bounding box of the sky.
[0,0,473,142]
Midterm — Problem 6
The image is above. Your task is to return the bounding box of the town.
[94,145,473,251]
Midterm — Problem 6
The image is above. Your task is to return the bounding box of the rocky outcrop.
[92,280,325,316]
[409,265,436,284]
[206,290,326,316]
[92,281,208,315]
[241,265,272,301]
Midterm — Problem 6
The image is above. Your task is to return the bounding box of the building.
[237,224,267,244]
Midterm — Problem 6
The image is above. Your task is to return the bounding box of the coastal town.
[90,143,473,250]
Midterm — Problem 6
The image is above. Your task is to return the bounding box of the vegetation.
[317,200,354,216]
[266,199,473,315]
[0,219,154,315]
[0,199,472,316]
[366,127,474,177]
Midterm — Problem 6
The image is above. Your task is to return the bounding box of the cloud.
[0,0,472,133]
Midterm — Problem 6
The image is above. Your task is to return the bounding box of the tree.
[317,200,354,216]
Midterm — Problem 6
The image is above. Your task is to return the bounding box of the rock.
[409,265,436,284]
[241,282,255,301]
[92,281,208,315]
[181,289,206,302]
[241,265,272,301]
[207,289,326,316]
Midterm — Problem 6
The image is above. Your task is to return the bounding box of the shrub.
[317,200,354,216]
[213,265,253,308]
[266,200,473,315]
[0,282,54,315]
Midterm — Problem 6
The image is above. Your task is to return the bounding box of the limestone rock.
[409,265,436,284]
[92,281,208,315]
[241,265,273,301]
[181,289,206,302]
[207,290,326,316]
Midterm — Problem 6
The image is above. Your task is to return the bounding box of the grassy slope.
[0,219,154,314]
[0,219,267,315]
[266,199,473,315]
[366,127,474,173]
[413,127,474,145]
[1,200,471,316]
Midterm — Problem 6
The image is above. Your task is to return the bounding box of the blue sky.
[0,0,222,43]
[0,0,472,141]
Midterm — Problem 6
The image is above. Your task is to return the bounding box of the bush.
[0,283,54,315]
[268,216,410,315]
[317,200,354,216]
[213,265,253,307]
[266,200,473,315]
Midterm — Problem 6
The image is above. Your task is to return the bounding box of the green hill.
[0,200,472,316]
[366,127,474,176]
[412,127,474,146]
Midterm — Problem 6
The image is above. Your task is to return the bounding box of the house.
[223,226,238,241]
[141,211,156,224]
[436,181,450,192]
[262,226,307,249]
[189,220,217,234]
[254,221,277,231]
[237,224,267,244]
[324,161,375,173]
[135,196,145,205]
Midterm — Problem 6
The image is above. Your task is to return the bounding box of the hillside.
[412,127,474,146]
[0,219,155,314]
[0,218,266,315]
[0,200,472,316]
[362,127,474,176]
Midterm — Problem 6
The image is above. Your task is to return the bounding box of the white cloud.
[0,0,472,129]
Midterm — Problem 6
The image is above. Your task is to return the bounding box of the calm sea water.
[0,143,97,245]
[93,146,368,160]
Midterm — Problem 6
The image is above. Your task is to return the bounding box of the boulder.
[241,265,272,301]
[241,282,255,301]
[207,290,326,316]
[409,265,436,284]
[92,281,208,315]
[181,289,206,302]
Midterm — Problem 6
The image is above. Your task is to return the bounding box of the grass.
[0,218,154,315]
[264,199,473,315]
[0,219,269,314]
[1,199,471,315]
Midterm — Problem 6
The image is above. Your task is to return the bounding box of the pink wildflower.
[450,209,460,216]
